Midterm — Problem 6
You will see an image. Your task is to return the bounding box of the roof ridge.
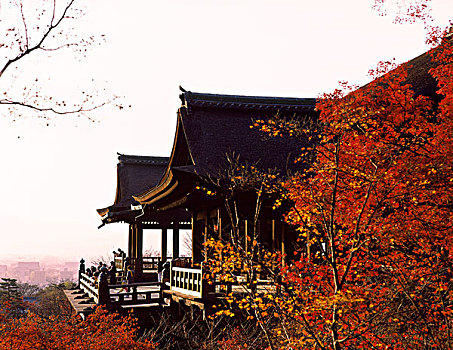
[117,153,169,165]
[180,91,317,112]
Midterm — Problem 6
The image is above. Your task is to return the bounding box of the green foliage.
[0,278,26,318]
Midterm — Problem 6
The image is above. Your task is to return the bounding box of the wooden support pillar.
[136,224,143,259]
[161,228,168,261]
[192,212,203,265]
[173,222,180,259]
[135,224,143,279]
[128,225,134,259]
[134,224,138,258]
[130,224,140,259]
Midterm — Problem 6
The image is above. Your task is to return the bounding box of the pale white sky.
[0,0,451,262]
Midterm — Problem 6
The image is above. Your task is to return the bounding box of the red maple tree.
[233,2,453,348]
[253,6,453,350]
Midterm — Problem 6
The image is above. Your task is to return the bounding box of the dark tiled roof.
[137,42,447,207]
[178,92,317,177]
[403,49,440,101]
[362,47,442,103]
[97,154,168,216]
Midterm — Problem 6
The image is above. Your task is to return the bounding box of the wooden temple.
[131,92,318,307]
[66,42,448,317]
[96,153,191,281]
[134,91,317,265]
[68,91,317,316]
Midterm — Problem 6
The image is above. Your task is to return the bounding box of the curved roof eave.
[134,109,194,204]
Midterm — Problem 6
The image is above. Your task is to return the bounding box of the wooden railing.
[79,258,275,308]
[138,256,192,271]
[168,263,276,299]
[142,256,160,271]
[114,256,192,274]
[107,281,163,306]
[172,257,192,268]
[170,263,203,298]
[79,273,99,303]
[78,262,164,309]
[127,256,193,276]
[128,256,163,272]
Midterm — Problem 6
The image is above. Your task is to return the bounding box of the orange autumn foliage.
[245,3,453,348]
[215,327,250,350]
[260,29,453,350]
[0,304,156,350]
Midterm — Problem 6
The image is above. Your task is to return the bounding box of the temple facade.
[66,44,444,317]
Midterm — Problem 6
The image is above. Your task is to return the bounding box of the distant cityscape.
[0,259,79,286]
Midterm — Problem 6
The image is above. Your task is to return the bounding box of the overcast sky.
[0,0,451,263]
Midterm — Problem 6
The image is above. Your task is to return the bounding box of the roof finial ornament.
[179,85,187,93]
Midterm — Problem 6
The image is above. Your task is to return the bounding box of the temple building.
[96,154,191,281]
[133,91,317,268]
[67,41,447,316]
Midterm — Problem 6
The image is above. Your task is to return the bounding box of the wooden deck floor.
[64,289,96,317]
[65,282,274,318]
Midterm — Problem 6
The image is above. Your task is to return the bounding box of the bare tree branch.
[0,0,76,79]
[0,0,122,119]
[19,1,29,50]
[0,97,113,116]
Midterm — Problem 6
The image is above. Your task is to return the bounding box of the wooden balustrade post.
[78,258,85,288]
[226,281,232,294]
[201,263,213,299]
[169,260,173,290]
[132,286,138,303]
[161,228,168,262]
[98,267,110,308]
[173,222,180,259]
